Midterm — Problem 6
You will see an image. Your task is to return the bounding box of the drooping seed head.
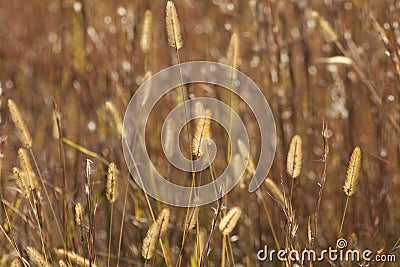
[219,206,242,235]
[142,221,161,259]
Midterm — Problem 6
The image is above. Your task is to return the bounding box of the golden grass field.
[0,0,400,266]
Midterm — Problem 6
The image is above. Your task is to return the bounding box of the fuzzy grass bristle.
[286,135,302,179]
[165,1,183,49]
[141,71,153,107]
[343,146,361,196]
[311,11,338,43]
[26,246,51,267]
[157,208,170,236]
[8,99,33,148]
[237,139,256,176]
[55,249,94,267]
[219,206,242,235]
[191,111,211,157]
[185,207,199,230]
[74,202,84,227]
[140,10,152,54]
[142,221,161,259]
[265,178,285,207]
[13,167,31,198]
[18,148,36,190]
[58,260,67,267]
[227,33,239,70]
[106,162,118,203]
[104,101,123,137]
[10,258,22,267]
[163,119,175,158]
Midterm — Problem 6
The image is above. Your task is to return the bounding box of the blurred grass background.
[0,0,400,266]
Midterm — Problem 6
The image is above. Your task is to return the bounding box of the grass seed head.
[106,162,118,203]
[142,221,161,259]
[286,135,302,179]
[166,1,183,49]
[219,206,242,235]
[343,146,361,196]
[140,10,153,53]
[8,99,33,148]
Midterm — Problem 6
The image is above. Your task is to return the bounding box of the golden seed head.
[58,260,67,267]
[106,162,118,203]
[318,16,338,43]
[142,221,161,259]
[237,139,256,176]
[55,249,95,267]
[286,135,302,179]
[191,111,211,157]
[140,10,153,53]
[219,206,242,235]
[74,202,84,227]
[26,246,51,267]
[157,208,170,236]
[163,119,175,158]
[18,148,36,190]
[141,71,153,107]
[8,99,33,148]
[227,33,240,70]
[264,178,285,206]
[104,101,123,138]
[13,167,31,198]
[343,146,361,196]
[166,1,183,49]
[10,258,22,267]
[185,207,199,230]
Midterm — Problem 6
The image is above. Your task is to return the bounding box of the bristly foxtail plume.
[311,11,338,43]
[185,207,199,230]
[10,258,22,267]
[106,162,118,203]
[18,148,36,190]
[13,167,31,198]
[74,203,84,227]
[55,249,96,267]
[141,71,153,107]
[74,202,85,241]
[140,10,152,54]
[165,1,183,49]
[142,221,161,259]
[8,99,33,148]
[343,146,361,196]
[164,119,174,158]
[219,206,242,235]
[227,33,239,70]
[286,135,302,179]
[26,246,52,267]
[264,178,285,207]
[191,110,211,157]
[58,260,67,267]
[104,101,123,138]
[156,208,170,236]
[237,139,256,176]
